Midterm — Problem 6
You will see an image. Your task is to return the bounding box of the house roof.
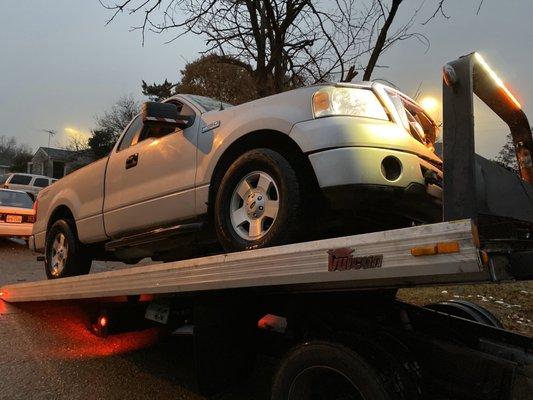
[37,147,77,161]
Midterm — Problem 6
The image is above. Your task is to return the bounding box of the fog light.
[381,156,402,181]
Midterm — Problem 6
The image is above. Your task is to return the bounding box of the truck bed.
[1,219,495,303]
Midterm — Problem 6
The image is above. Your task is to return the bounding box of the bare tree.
[0,135,33,172]
[87,94,141,158]
[0,136,20,160]
[95,94,140,136]
[101,0,449,96]
[60,133,90,152]
[0,136,32,161]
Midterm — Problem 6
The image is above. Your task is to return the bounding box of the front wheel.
[45,219,92,279]
[214,148,302,251]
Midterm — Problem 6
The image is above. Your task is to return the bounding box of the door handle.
[125,153,138,169]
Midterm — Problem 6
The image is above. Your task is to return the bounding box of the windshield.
[0,189,34,209]
[186,94,233,112]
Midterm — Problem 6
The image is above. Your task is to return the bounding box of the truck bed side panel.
[34,158,108,249]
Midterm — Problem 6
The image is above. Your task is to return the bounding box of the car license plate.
[6,215,22,223]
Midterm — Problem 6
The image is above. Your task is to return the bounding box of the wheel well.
[208,130,320,217]
[47,205,75,232]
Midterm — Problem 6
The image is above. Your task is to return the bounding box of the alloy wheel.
[50,232,69,277]
[229,171,280,240]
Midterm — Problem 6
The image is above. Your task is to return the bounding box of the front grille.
[421,166,443,188]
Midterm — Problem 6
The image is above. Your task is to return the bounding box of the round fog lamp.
[381,156,402,181]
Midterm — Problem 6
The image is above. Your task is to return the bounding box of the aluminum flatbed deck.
[0,219,493,303]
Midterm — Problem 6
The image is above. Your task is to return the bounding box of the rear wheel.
[272,341,405,400]
[214,148,301,251]
[45,219,92,279]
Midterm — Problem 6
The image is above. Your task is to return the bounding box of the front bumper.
[308,146,441,191]
[0,222,33,238]
[32,231,46,253]
[309,146,442,222]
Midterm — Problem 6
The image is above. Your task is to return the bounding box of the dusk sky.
[1,1,532,158]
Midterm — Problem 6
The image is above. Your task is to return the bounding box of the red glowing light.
[257,314,287,333]
[13,303,161,360]
[99,316,108,327]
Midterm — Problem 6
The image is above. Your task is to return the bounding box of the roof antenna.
[41,129,56,147]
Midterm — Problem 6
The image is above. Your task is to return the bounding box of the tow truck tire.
[271,341,405,400]
[45,219,92,279]
[215,148,301,251]
[425,300,503,328]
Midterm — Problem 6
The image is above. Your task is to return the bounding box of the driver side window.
[117,115,143,152]
[136,101,195,144]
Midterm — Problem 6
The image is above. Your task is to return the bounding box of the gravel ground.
[0,238,272,400]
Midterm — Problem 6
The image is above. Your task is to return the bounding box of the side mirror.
[141,102,192,129]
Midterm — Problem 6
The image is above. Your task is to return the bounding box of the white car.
[1,173,57,200]
[0,189,35,239]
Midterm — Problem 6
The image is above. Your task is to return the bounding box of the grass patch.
[399,281,533,336]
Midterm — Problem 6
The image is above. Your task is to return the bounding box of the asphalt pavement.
[0,238,272,400]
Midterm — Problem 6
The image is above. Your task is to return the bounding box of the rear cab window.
[9,174,32,185]
[0,175,9,184]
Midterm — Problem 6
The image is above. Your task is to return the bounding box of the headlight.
[312,87,389,120]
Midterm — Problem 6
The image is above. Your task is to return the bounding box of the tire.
[425,300,503,328]
[272,341,403,400]
[45,219,92,279]
[214,148,301,251]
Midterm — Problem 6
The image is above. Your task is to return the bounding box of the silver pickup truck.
[31,82,443,278]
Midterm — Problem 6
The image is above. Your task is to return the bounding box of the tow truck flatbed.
[0,219,489,303]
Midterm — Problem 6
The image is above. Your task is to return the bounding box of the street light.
[420,96,440,114]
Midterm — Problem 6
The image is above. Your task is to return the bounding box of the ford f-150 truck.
[30,82,443,278]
